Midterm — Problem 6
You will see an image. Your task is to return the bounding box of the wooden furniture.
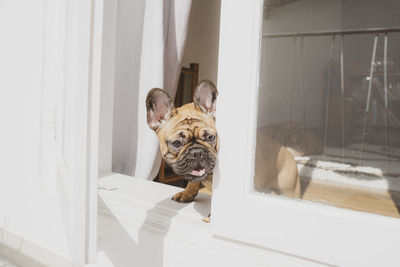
[156,63,199,185]
[174,63,199,107]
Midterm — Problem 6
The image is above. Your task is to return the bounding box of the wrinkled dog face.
[146,80,218,182]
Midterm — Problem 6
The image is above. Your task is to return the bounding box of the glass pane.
[254,0,400,218]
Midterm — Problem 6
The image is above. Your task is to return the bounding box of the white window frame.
[51,0,101,265]
[0,0,100,266]
[211,1,400,266]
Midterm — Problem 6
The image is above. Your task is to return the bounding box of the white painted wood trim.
[98,173,330,267]
[55,0,100,265]
[98,174,212,231]
[87,0,106,263]
[212,1,400,266]
[84,252,114,267]
[87,0,118,261]
[39,0,65,195]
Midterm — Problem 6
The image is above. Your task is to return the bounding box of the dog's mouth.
[189,166,206,177]
[184,166,209,182]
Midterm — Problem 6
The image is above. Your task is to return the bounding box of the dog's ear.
[146,88,174,131]
[193,80,218,117]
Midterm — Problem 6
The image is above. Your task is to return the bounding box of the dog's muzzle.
[171,145,216,182]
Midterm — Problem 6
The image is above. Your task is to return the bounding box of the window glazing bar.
[263,27,400,38]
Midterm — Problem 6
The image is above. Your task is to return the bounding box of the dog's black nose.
[190,148,204,159]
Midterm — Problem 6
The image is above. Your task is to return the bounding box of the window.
[212,0,400,266]
[255,0,400,218]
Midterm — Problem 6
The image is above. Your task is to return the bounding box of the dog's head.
[146,80,218,182]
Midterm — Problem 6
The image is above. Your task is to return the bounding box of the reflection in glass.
[254,0,400,218]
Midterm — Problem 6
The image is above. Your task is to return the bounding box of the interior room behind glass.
[255,0,400,217]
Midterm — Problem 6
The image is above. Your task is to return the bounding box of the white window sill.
[98,173,211,230]
[97,173,330,267]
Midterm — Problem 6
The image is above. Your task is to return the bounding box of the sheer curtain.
[112,0,192,179]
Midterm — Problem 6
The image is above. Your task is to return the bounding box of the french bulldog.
[254,131,300,198]
[146,80,300,203]
[146,80,218,203]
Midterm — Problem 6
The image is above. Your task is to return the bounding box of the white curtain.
[132,0,192,179]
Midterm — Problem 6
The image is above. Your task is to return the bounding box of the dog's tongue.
[190,167,206,177]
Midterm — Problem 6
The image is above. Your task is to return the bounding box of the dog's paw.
[202,213,211,223]
[171,191,196,203]
[202,217,210,223]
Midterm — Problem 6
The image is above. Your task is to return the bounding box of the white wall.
[98,0,117,176]
[112,0,146,176]
[182,0,221,84]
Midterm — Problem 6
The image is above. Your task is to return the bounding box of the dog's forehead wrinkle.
[177,117,202,127]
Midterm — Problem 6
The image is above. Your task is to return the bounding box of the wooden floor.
[200,179,400,218]
[301,178,400,218]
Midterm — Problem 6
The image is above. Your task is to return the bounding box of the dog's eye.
[207,135,216,142]
[171,140,182,148]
